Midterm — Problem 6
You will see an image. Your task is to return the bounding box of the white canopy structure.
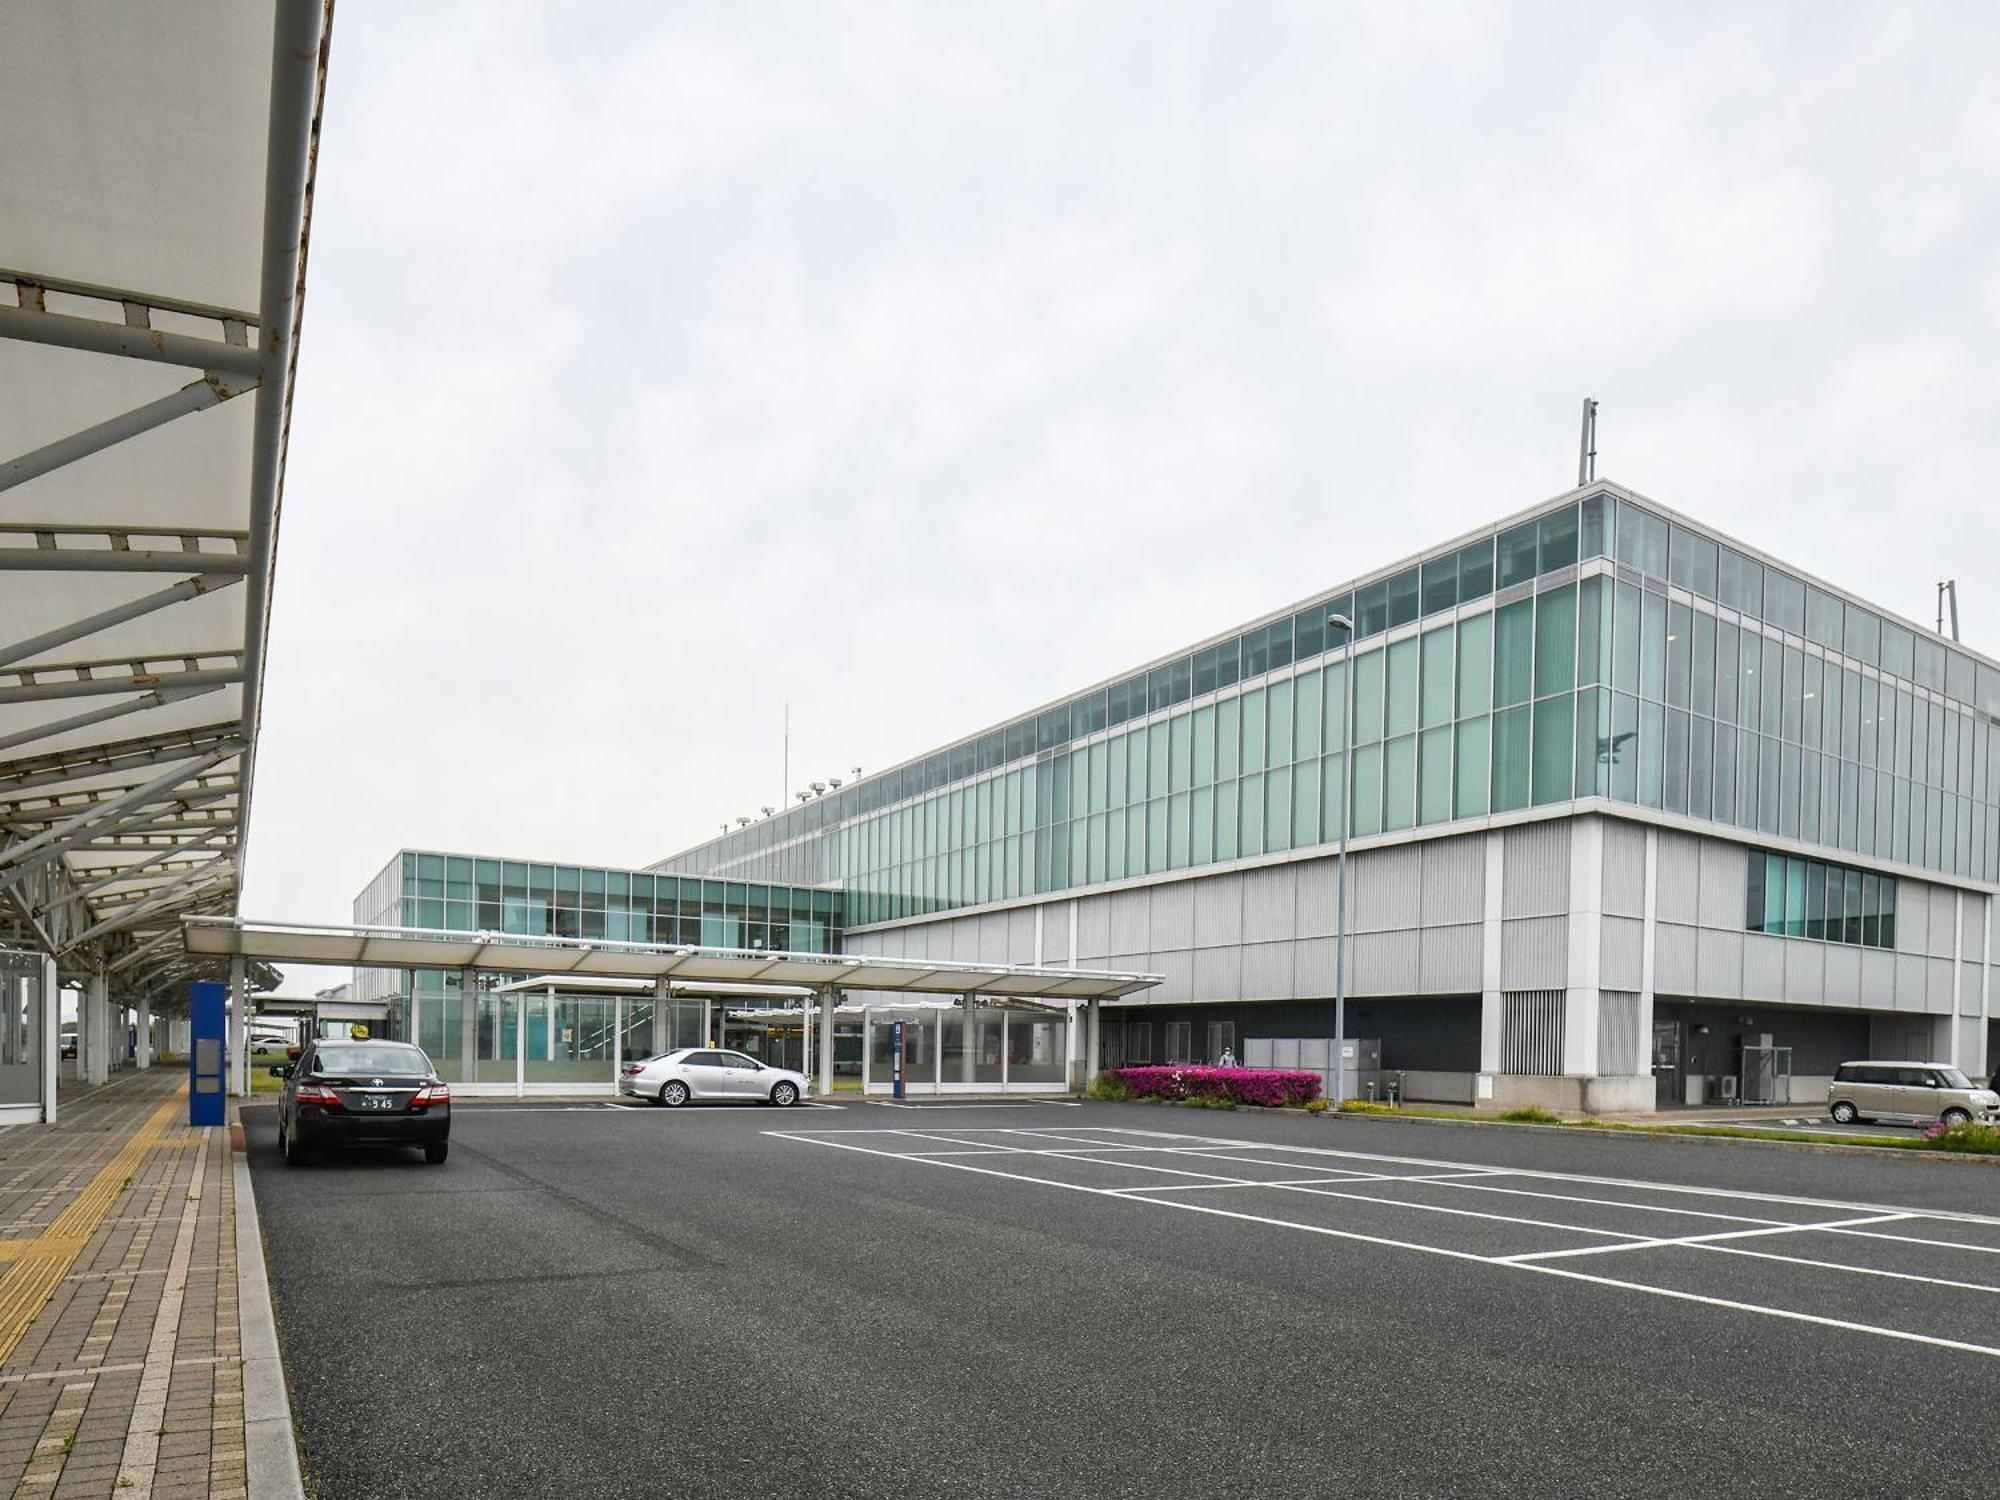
[0,2,331,1000]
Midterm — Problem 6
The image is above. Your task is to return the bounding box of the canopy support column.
[135,993,151,1070]
[1085,997,1101,1082]
[817,986,835,1097]
[651,978,669,1054]
[228,954,246,1096]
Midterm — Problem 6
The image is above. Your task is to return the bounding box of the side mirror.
[268,1064,290,1078]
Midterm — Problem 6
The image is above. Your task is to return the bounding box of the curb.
[231,1109,307,1500]
[1324,1107,2000,1165]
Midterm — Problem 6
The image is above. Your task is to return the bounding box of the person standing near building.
[1218,1045,1236,1068]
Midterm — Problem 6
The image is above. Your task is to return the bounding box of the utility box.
[189,980,225,1127]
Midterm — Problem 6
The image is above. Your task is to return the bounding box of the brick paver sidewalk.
[0,1070,246,1499]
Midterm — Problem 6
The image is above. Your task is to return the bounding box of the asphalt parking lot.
[246,1099,2000,1499]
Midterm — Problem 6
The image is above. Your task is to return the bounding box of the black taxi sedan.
[274,1039,451,1165]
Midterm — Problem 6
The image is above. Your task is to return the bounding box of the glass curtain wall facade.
[351,850,843,1084]
[658,488,2000,925]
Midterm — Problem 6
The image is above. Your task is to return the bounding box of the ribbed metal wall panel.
[1149,881,1195,953]
[1192,947,1242,1000]
[1783,939,1824,1002]
[1893,882,1928,954]
[951,918,983,961]
[1352,930,1420,995]
[1654,832,1702,925]
[1040,903,1072,964]
[1500,915,1568,989]
[1602,821,1648,917]
[1356,844,1423,931]
[1600,916,1645,992]
[1242,866,1298,944]
[1743,934,1786,999]
[1007,909,1037,962]
[1149,950,1194,1003]
[1930,891,1957,958]
[1654,923,1698,994]
[1418,924,1483,993]
[1241,940,1295,999]
[1694,929,1742,998]
[1294,937,1336,996]
[1696,841,1746,929]
[1294,860,1337,939]
[1110,890,1149,956]
[1502,822,1570,917]
[1598,992,1641,1075]
[1501,990,1565,1076]
[1193,876,1243,949]
[1420,836,1485,926]
[1075,898,1110,961]
[1822,943,1862,1006]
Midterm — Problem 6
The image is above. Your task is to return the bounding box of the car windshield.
[1934,1067,1973,1089]
[313,1044,429,1075]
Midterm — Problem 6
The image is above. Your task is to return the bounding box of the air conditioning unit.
[1718,1075,1739,1102]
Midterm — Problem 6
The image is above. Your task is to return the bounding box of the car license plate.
[356,1093,395,1111]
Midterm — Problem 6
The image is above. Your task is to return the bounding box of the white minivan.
[1827,1062,2000,1126]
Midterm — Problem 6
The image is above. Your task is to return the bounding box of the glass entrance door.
[1652,1019,1681,1108]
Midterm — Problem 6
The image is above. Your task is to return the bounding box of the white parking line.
[764,1125,2000,1361]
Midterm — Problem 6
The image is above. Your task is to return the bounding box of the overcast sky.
[243,1,2000,987]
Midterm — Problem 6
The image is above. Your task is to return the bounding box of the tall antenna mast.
[1577,397,1599,486]
[1938,580,1961,641]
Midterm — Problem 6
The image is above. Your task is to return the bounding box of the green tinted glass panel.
[1241,688,1266,771]
[1217,698,1240,779]
[1294,670,1322,761]
[1382,735,1415,831]
[1266,680,1292,769]
[1419,726,1453,824]
[1191,705,1214,785]
[1534,584,1577,697]
[1265,768,1291,850]
[1386,638,1418,737]
[1322,753,1346,840]
[1456,614,1493,716]
[1420,626,1455,728]
[1351,744,1382,836]
[1494,598,1535,708]
[1492,705,1531,812]
[1293,761,1320,846]
[1532,694,1575,805]
[1454,718,1490,817]
[1353,651,1385,743]
[1240,774,1264,857]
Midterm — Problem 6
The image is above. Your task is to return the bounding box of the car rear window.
[313,1044,429,1074]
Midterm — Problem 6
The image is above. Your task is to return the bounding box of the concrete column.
[40,956,57,1124]
[1085,997,1101,1079]
[136,994,152,1070]
[1563,818,1605,1079]
[651,978,670,1055]
[962,998,976,1085]
[85,971,109,1085]
[1476,832,1504,1103]
[459,971,478,1085]
[1638,827,1659,1085]
[701,998,712,1047]
[228,954,247,1096]
[817,987,835,1096]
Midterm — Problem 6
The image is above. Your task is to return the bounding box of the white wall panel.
[1295,859,1337,940]
[1895,884,1929,955]
[1148,881,1195,953]
[1822,944,1861,1007]
[1041,903,1073,964]
[1696,840,1747,930]
[1743,935,1785,999]
[1601,820,1648,917]
[1420,836,1485,926]
[1007,909,1037,963]
[1502,822,1570,918]
[1418,924,1482,993]
[1695,929,1743,998]
[1860,949,1895,1006]
[1191,947,1242,1001]
[1654,832,1702,926]
[1600,916,1645,992]
[1148,950,1195,1004]
[1075,898,1110,962]
[1500,915,1568,989]
[1240,940,1295,999]
[1964,896,1989,960]
[1653,923,1698,995]
[1962,963,1984,1016]
[1783,940,1824,1003]
[1109,890,1149,957]
[1356,845,1422,931]
[1928,957,1957,1012]
[1929,890,1957,958]
[1192,875,1243,949]
[1241,866,1298,945]
[1352,930,1420,995]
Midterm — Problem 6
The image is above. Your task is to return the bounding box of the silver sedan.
[619,1046,808,1107]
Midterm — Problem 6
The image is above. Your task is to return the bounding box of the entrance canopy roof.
[182,918,1165,1000]
[0,3,331,993]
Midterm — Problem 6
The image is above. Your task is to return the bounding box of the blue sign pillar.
[891,1019,906,1101]
[189,981,225,1127]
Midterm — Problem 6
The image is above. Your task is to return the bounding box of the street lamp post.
[1329,612,1355,1106]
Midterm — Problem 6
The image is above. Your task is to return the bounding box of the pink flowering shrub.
[1114,1066,1321,1108]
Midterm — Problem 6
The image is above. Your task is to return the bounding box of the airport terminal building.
[636,480,2000,1112]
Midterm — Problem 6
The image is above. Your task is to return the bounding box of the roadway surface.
[244,1099,2000,1499]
